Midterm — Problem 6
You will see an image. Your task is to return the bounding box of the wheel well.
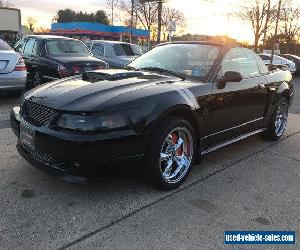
[282,90,291,104]
[151,109,200,138]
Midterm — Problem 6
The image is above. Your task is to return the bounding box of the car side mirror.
[217,71,243,89]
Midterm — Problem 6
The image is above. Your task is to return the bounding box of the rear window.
[113,44,142,56]
[46,39,91,56]
[0,39,11,50]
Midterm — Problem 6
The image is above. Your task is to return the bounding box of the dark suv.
[14,35,108,88]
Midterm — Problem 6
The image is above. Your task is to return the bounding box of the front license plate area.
[20,123,35,151]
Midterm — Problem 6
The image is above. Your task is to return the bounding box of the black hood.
[25,69,183,112]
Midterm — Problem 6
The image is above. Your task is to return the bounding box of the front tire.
[144,117,196,190]
[262,97,289,141]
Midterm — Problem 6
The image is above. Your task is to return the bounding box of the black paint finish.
[11,42,294,176]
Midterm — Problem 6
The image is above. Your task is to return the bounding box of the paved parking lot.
[0,80,299,250]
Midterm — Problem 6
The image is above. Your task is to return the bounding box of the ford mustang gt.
[11,41,294,189]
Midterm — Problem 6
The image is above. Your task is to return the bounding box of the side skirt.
[200,128,267,156]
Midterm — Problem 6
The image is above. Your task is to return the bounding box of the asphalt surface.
[0,80,299,250]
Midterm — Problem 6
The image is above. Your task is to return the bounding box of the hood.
[25,69,181,112]
[49,55,105,65]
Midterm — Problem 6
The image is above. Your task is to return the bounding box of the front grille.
[22,100,57,127]
[22,144,57,165]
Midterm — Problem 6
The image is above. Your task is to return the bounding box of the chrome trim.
[177,89,200,110]
[202,117,264,139]
[201,129,266,155]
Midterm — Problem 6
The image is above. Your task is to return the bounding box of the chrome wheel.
[160,127,193,184]
[274,102,288,137]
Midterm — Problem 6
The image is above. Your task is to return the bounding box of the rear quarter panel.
[264,70,293,120]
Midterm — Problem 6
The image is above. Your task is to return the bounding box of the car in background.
[0,39,27,91]
[280,54,300,76]
[14,35,108,88]
[259,53,296,74]
[90,40,143,68]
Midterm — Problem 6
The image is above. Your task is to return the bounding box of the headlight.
[57,113,127,132]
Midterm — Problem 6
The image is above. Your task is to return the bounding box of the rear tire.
[144,117,196,190]
[261,97,288,141]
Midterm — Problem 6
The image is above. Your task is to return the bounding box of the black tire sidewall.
[263,97,288,141]
[144,117,197,189]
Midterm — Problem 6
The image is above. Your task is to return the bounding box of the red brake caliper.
[171,132,183,156]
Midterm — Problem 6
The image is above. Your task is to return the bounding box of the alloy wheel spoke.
[161,152,171,161]
[162,159,173,178]
[174,138,184,151]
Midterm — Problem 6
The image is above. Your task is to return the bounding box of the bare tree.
[27,17,36,32]
[262,0,272,47]
[237,0,294,51]
[0,0,15,7]
[237,0,274,52]
[118,0,158,32]
[161,7,185,40]
[279,6,300,44]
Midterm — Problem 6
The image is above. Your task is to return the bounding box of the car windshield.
[46,39,91,56]
[129,43,221,79]
[113,44,143,56]
[0,39,12,50]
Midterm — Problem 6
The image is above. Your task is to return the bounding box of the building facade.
[0,7,21,45]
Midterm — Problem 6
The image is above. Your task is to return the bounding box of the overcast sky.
[8,0,258,42]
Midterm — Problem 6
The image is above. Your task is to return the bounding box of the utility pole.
[271,0,282,65]
[157,0,162,44]
[130,0,134,43]
[141,0,163,44]
[111,0,114,25]
[226,13,230,44]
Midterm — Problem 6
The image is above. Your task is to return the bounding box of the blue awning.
[51,22,150,38]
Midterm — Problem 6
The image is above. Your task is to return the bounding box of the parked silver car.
[89,40,143,68]
[0,39,27,91]
[259,53,296,74]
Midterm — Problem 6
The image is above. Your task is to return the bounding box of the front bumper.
[11,107,146,176]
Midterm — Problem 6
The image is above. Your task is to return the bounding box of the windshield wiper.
[139,67,186,80]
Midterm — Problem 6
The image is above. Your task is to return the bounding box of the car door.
[35,39,57,81]
[236,49,268,132]
[206,48,268,147]
[21,37,37,78]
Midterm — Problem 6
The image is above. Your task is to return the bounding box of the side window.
[23,38,36,55]
[91,44,104,57]
[14,38,25,53]
[32,40,39,56]
[253,53,269,74]
[221,48,260,79]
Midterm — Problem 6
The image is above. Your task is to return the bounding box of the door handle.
[258,83,265,89]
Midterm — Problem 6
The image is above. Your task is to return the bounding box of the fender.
[264,70,293,123]
[144,89,204,138]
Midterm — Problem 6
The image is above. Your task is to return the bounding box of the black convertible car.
[11,42,293,189]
